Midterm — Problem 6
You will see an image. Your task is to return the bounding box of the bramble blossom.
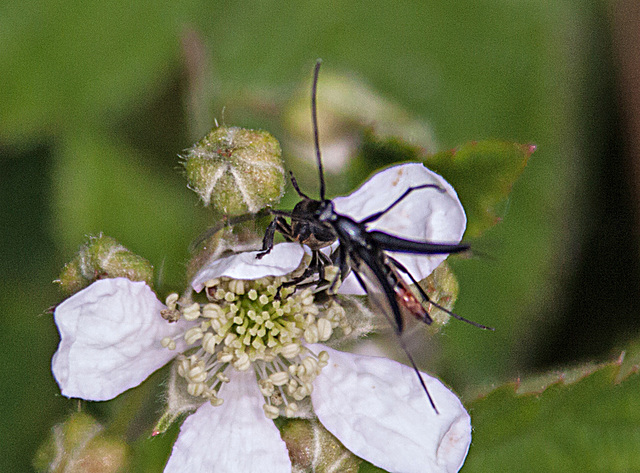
[52,163,471,473]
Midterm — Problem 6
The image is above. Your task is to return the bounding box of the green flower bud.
[280,419,361,473]
[56,235,153,296]
[57,259,87,297]
[183,126,285,215]
[34,413,128,473]
[419,261,460,329]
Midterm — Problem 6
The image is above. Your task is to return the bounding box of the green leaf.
[0,0,192,140]
[425,141,534,238]
[463,355,640,473]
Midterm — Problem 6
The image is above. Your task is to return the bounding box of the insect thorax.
[291,199,337,250]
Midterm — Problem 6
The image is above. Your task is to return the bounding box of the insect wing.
[348,250,408,334]
[348,249,440,412]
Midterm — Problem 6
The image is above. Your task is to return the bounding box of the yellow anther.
[218,351,234,363]
[184,327,204,345]
[210,397,224,407]
[187,382,206,397]
[204,278,220,288]
[203,303,224,319]
[317,318,333,341]
[284,403,299,418]
[318,351,330,363]
[303,325,319,344]
[165,293,179,309]
[281,343,301,359]
[233,352,250,371]
[302,357,318,376]
[263,404,280,419]
[182,302,201,321]
[202,332,217,354]
[269,371,289,386]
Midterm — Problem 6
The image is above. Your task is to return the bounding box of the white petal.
[191,243,305,292]
[164,370,291,473]
[310,344,471,473]
[52,278,190,401]
[332,163,466,294]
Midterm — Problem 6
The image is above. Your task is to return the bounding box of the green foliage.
[464,357,640,473]
[1,0,627,472]
[426,141,534,238]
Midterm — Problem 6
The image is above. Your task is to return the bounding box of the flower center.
[161,271,350,418]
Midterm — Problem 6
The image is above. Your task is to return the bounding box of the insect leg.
[360,184,445,225]
[351,268,439,413]
[389,257,495,331]
[289,171,312,200]
[275,250,331,298]
[327,244,349,294]
[257,217,293,259]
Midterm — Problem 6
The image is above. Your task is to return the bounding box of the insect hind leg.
[351,268,439,413]
[389,257,494,331]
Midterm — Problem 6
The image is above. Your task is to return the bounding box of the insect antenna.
[189,209,270,253]
[311,59,326,201]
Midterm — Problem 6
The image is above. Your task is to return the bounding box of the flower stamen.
[164,268,349,418]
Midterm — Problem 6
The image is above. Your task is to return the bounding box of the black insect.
[260,60,492,412]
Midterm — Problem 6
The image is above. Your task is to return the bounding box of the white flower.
[332,162,466,294]
[51,163,471,473]
[192,163,466,296]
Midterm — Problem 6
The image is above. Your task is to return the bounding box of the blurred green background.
[3,0,640,471]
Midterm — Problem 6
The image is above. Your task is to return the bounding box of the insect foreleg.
[360,184,445,225]
[257,217,293,259]
[289,172,312,200]
[327,244,349,294]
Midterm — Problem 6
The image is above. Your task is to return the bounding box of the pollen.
[165,270,349,418]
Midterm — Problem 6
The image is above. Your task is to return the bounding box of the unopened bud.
[419,261,460,329]
[56,234,153,296]
[183,126,285,215]
[280,419,361,472]
[33,412,128,473]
